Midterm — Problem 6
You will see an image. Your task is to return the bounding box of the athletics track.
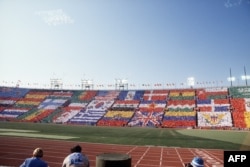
[0,136,224,167]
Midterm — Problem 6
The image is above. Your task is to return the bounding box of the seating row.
[0,86,250,129]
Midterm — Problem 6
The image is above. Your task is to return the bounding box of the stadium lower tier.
[0,86,250,129]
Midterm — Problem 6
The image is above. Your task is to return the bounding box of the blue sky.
[0,0,250,89]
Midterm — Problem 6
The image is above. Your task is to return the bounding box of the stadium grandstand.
[0,84,250,130]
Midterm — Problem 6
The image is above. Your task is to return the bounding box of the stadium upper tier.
[0,86,250,129]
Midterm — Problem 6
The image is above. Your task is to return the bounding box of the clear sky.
[0,0,250,89]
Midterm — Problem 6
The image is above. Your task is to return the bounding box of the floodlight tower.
[241,76,250,86]
[227,68,235,87]
[227,77,236,87]
[241,66,250,86]
[81,79,94,90]
[187,77,195,88]
[115,78,128,90]
[50,78,63,89]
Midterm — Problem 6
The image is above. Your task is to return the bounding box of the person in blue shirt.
[20,147,48,167]
[185,156,204,167]
[62,145,89,167]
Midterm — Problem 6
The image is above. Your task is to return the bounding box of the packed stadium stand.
[0,86,250,129]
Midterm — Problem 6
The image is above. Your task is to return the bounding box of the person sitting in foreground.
[62,144,89,167]
[185,156,204,167]
[20,148,48,167]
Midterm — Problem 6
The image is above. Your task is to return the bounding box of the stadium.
[1,0,250,166]
[0,82,250,166]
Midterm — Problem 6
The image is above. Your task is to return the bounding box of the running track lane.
[0,136,224,167]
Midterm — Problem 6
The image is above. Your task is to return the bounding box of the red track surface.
[0,136,224,167]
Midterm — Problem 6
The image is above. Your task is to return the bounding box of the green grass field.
[0,122,250,150]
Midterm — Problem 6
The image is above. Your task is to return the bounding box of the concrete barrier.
[96,153,131,167]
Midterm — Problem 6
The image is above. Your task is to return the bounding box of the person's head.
[70,145,82,153]
[33,148,43,158]
[190,156,204,167]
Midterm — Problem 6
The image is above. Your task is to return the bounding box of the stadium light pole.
[115,78,128,90]
[227,77,235,87]
[81,79,93,90]
[115,78,120,90]
[187,77,195,88]
[241,75,250,86]
[241,66,250,86]
[50,78,63,89]
[227,68,235,87]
